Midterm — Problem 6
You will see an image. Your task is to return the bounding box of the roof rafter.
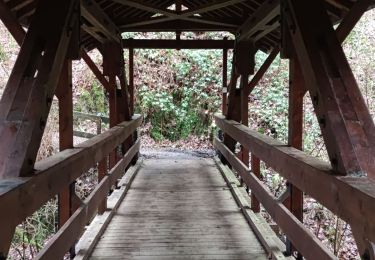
[81,0,121,43]
[114,0,243,28]
[237,0,280,42]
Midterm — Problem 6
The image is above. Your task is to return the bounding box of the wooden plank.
[214,114,375,244]
[90,157,268,259]
[122,39,235,49]
[74,159,141,260]
[214,138,336,259]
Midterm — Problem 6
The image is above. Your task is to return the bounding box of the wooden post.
[285,55,305,258]
[103,42,121,168]
[222,40,228,115]
[57,60,74,227]
[129,46,135,116]
[250,155,261,212]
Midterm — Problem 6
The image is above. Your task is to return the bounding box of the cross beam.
[122,39,235,49]
[114,0,242,28]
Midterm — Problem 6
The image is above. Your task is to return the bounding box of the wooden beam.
[246,46,279,95]
[120,19,235,32]
[0,0,25,46]
[81,0,121,43]
[0,0,79,179]
[336,0,373,44]
[129,47,134,115]
[222,45,228,115]
[122,39,235,49]
[285,56,305,258]
[56,60,76,228]
[80,49,110,92]
[250,154,261,212]
[214,137,336,259]
[182,0,247,16]
[214,114,375,246]
[114,0,238,28]
[237,0,280,42]
[284,0,375,178]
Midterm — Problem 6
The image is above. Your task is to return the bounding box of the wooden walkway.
[89,156,268,259]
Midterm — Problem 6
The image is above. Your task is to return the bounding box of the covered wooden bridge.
[0,0,375,259]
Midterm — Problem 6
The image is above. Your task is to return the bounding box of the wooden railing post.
[250,155,261,212]
[129,45,135,116]
[57,59,76,228]
[285,54,306,258]
[222,38,228,116]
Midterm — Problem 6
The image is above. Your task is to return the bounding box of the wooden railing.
[73,111,109,139]
[214,114,375,259]
[0,115,142,259]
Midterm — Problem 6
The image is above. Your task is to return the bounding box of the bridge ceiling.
[2,0,367,51]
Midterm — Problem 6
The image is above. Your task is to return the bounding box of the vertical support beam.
[285,55,305,258]
[237,41,254,167]
[129,47,135,116]
[103,42,121,168]
[222,39,228,116]
[108,75,118,168]
[98,157,107,214]
[56,60,74,227]
[240,74,249,167]
[250,155,261,212]
[224,40,254,153]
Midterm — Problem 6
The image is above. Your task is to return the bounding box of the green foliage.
[0,44,7,62]
[136,48,223,141]
[76,81,108,116]
[11,200,57,258]
[250,53,289,143]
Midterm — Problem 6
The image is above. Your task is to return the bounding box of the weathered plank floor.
[90,156,268,260]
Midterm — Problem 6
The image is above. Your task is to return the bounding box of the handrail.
[0,115,142,256]
[214,137,335,259]
[214,114,375,257]
[35,140,140,259]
